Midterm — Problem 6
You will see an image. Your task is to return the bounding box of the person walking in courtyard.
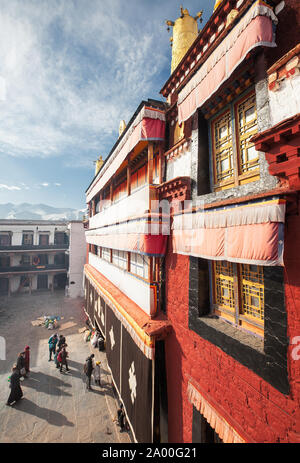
[58,345,70,373]
[54,348,60,369]
[93,360,101,387]
[48,333,58,361]
[57,334,66,351]
[16,352,27,379]
[24,346,30,374]
[6,365,23,406]
[84,354,94,390]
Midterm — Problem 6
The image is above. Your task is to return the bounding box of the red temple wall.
[164,212,300,443]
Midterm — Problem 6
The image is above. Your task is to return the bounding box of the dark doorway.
[37,274,48,290]
[53,273,67,290]
[192,406,223,443]
[39,234,49,246]
[0,277,9,295]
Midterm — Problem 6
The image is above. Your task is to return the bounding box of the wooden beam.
[158,143,164,184]
[127,153,131,196]
[147,142,154,185]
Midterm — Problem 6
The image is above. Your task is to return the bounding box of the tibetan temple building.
[84,0,300,443]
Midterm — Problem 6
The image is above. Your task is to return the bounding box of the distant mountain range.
[0,203,86,221]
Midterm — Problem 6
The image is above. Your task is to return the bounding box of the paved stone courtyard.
[0,291,132,443]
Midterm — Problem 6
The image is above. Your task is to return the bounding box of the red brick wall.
[164,213,300,443]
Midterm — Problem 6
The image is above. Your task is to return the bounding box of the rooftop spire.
[166,6,203,74]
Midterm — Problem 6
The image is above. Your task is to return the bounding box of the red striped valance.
[178,1,278,124]
[172,199,285,266]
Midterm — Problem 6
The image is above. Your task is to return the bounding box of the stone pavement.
[0,291,132,443]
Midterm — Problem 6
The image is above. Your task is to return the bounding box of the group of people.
[6,346,30,406]
[48,333,69,373]
[83,353,101,390]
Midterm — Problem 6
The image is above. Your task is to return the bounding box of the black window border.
[189,256,289,395]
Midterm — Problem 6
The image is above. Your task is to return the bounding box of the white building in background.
[65,221,86,298]
[0,219,86,298]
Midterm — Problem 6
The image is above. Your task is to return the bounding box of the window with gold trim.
[236,94,258,175]
[211,91,259,191]
[212,111,234,185]
[212,261,264,337]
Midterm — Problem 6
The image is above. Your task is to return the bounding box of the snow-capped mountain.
[0,203,86,221]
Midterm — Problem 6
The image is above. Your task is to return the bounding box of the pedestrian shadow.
[60,370,83,380]
[68,359,83,371]
[88,388,104,395]
[23,371,72,396]
[14,398,74,427]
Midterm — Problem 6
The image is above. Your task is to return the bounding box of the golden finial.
[119,120,126,136]
[94,155,104,175]
[166,7,203,74]
[214,0,223,11]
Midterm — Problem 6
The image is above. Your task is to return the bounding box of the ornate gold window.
[212,111,234,187]
[236,94,259,177]
[211,91,259,191]
[213,261,264,337]
[214,261,235,312]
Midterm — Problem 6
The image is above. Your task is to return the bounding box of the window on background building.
[38,254,49,265]
[20,255,30,265]
[130,253,149,280]
[54,253,65,265]
[0,256,10,267]
[0,234,11,246]
[101,247,111,263]
[22,233,33,245]
[211,92,258,191]
[54,232,68,245]
[20,275,30,287]
[39,234,49,246]
[212,261,264,337]
[112,249,127,270]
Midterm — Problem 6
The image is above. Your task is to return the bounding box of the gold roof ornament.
[166,6,203,74]
[95,155,104,175]
[214,0,224,11]
[119,120,126,136]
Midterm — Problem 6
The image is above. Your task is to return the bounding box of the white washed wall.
[269,75,300,126]
[166,149,192,182]
[88,252,154,316]
[67,222,86,298]
[0,223,68,246]
[89,185,150,230]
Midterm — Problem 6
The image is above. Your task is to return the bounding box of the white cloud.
[0,184,21,190]
[41,182,49,187]
[0,0,169,165]
[54,183,61,186]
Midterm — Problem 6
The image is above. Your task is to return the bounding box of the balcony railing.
[0,263,68,274]
[0,243,69,252]
[88,184,157,230]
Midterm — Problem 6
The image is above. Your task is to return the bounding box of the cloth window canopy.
[178,1,278,125]
[172,199,285,266]
[86,107,165,203]
[86,215,169,257]
[86,233,167,257]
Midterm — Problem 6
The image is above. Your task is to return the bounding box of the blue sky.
[0,0,213,210]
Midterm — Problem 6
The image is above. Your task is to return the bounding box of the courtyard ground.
[0,290,132,443]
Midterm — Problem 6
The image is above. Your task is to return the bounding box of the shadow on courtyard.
[23,371,72,396]
[13,398,74,427]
